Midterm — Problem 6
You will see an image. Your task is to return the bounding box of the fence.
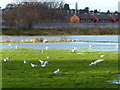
[32,23,119,29]
[2,22,119,29]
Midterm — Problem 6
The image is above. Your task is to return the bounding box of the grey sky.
[0,0,119,12]
[65,0,119,12]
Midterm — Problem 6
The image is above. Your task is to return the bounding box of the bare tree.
[2,0,66,30]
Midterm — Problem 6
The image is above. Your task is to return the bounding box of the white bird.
[24,60,29,64]
[72,47,76,50]
[89,62,96,66]
[41,50,44,53]
[46,47,49,50]
[111,81,120,84]
[89,44,92,48]
[31,63,37,67]
[9,43,11,46]
[75,39,78,41]
[39,60,50,67]
[26,39,28,41]
[44,61,49,65]
[116,44,118,48]
[67,39,69,42]
[54,69,60,74]
[47,56,50,59]
[30,39,33,42]
[72,49,76,52]
[89,59,104,66]
[15,46,18,49]
[41,61,49,68]
[4,59,9,62]
[72,40,74,42]
[95,59,104,62]
[41,64,46,67]
[43,39,48,43]
[100,55,105,57]
[38,60,44,65]
[6,57,10,59]
[71,47,76,52]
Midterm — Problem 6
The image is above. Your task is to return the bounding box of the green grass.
[2,48,119,88]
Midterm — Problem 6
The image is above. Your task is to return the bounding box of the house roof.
[64,13,73,20]
[94,14,111,19]
[77,14,94,19]
[111,15,118,19]
[69,14,80,23]
[65,14,119,22]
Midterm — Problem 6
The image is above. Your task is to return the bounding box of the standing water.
[1,35,119,51]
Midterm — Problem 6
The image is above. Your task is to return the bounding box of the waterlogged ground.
[1,35,118,42]
[2,49,119,88]
[1,42,118,52]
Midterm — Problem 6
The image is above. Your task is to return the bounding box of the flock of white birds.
[3,43,119,84]
[4,44,61,74]
[4,55,60,74]
[4,44,106,74]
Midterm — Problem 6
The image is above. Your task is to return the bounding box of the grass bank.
[2,28,119,36]
[2,49,119,88]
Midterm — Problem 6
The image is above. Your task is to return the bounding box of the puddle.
[76,53,85,54]
[106,80,120,84]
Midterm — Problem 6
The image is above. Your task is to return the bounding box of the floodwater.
[1,35,118,42]
[1,35,119,51]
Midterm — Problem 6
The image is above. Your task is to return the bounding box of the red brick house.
[68,14,118,23]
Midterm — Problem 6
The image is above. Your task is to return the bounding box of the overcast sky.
[65,0,119,12]
[0,0,120,12]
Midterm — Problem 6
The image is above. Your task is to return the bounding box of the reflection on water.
[1,42,118,51]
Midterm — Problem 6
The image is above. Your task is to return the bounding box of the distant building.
[94,14,115,22]
[69,14,80,23]
[63,2,119,23]
[67,14,118,23]
[2,2,119,24]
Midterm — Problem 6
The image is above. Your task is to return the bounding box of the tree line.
[2,0,67,30]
